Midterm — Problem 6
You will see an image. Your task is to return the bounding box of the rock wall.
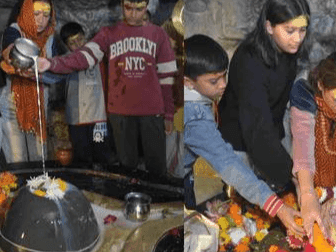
[184,0,336,67]
[0,0,175,43]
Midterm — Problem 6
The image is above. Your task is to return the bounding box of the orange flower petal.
[268,245,280,252]
[294,216,303,226]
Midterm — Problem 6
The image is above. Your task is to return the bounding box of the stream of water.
[33,56,46,174]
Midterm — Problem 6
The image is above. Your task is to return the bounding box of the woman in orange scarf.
[290,55,336,245]
[0,0,58,163]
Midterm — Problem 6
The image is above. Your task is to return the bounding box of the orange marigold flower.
[234,242,250,252]
[256,218,264,230]
[230,213,243,226]
[229,203,241,215]
[0,172,17,187]
[294,216,303,226]
[219,244,227,251]
[282,192,297,207]
[315,187,322,198]
[268,245,280,252]
[0,192,6,204]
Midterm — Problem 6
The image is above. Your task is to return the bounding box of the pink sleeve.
[290,106,316,177]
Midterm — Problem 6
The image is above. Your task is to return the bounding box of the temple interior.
[0,0,336,251]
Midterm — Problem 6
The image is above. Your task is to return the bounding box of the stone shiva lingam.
[0,173,101,252]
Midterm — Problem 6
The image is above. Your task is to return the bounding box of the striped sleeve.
[49,42,104,74]
[154,28,177,120]
[263,194,284,217]
[157,60,177,85]
[156,27,177,80]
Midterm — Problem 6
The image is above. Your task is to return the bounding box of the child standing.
[45,22,117,168]
[38,0,177,181]
[184,34,304,237]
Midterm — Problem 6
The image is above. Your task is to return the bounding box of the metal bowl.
[124,192,151,222]
[9,38,40,69]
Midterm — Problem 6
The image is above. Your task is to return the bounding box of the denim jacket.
[290,77,317,115]
[184,87,274,208]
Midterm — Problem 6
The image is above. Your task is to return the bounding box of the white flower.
[243,216,257,237]
[259,228,269,236]
[27,173,49,191]
[26,173,66,200]
[332,187,336,199]
[45,187,65,200]
[227,227,247,245]
[319,188,327,204]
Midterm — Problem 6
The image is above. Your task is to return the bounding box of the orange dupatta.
[11,0,56,142]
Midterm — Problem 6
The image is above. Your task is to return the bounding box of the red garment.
[49,21,177,121]
[314,96,336,187]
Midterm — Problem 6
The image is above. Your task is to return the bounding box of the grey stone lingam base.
[0,183,100,252]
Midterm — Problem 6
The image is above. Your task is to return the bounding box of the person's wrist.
[263,195,284,217]
[275,202,286,217]
[300,186,315,195]
[301,190,317,198]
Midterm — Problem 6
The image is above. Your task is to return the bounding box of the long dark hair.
[245,0,311,68]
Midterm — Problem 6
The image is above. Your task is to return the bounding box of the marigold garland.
[205,199,274,251]
[0,172,18,204]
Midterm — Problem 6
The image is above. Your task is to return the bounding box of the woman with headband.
[218,0,311,237]
[0,0,59,164]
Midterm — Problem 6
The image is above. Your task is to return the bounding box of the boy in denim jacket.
[184,34,303,236]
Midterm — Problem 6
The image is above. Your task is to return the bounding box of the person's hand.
[165,119,173,135]
[2,43,14,65]
[277,204,305,238]
[37,57,51,73]
[300,192,330,243]
[2,44,35,79]
[15,67,35,79]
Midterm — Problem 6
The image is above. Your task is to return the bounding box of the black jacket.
[219,43,297,189]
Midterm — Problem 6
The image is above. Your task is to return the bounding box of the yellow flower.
[245,212,254,219]
[241,237,250,245]
[57,179,67,192]
[34,190,46,197]
[255,230,267,242]
[263,221,271,230]
[220,231,231,245]
[218,217,230,230]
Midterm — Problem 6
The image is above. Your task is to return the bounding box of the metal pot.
[124,192,151,222]
[9,38,40,69]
